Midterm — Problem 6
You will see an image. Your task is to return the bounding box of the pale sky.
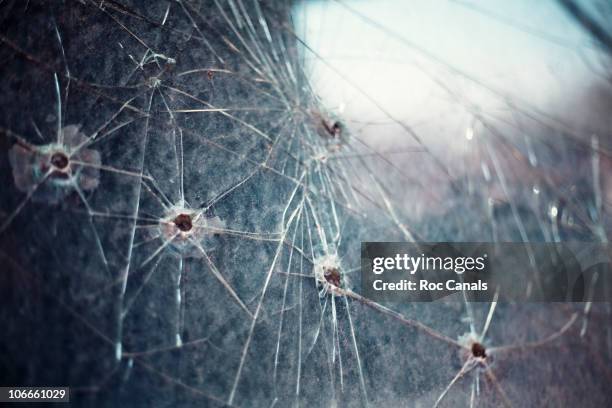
[294,0,603,152]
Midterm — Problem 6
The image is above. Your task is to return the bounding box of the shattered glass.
[0,0,611,407]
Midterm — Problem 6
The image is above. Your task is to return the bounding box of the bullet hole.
[8,125,100,204]
[330,121,342,137]
[157,207,226,258]
[471,342,486,358]
[50,151,69,170]
[322,119,342,139]
[314,254,345,296]
[323,265,342,287]
[174,213,193,232]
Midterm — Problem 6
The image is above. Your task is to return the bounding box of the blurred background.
[0,1,611,407]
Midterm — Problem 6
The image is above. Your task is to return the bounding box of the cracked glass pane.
[0,0,611,407]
